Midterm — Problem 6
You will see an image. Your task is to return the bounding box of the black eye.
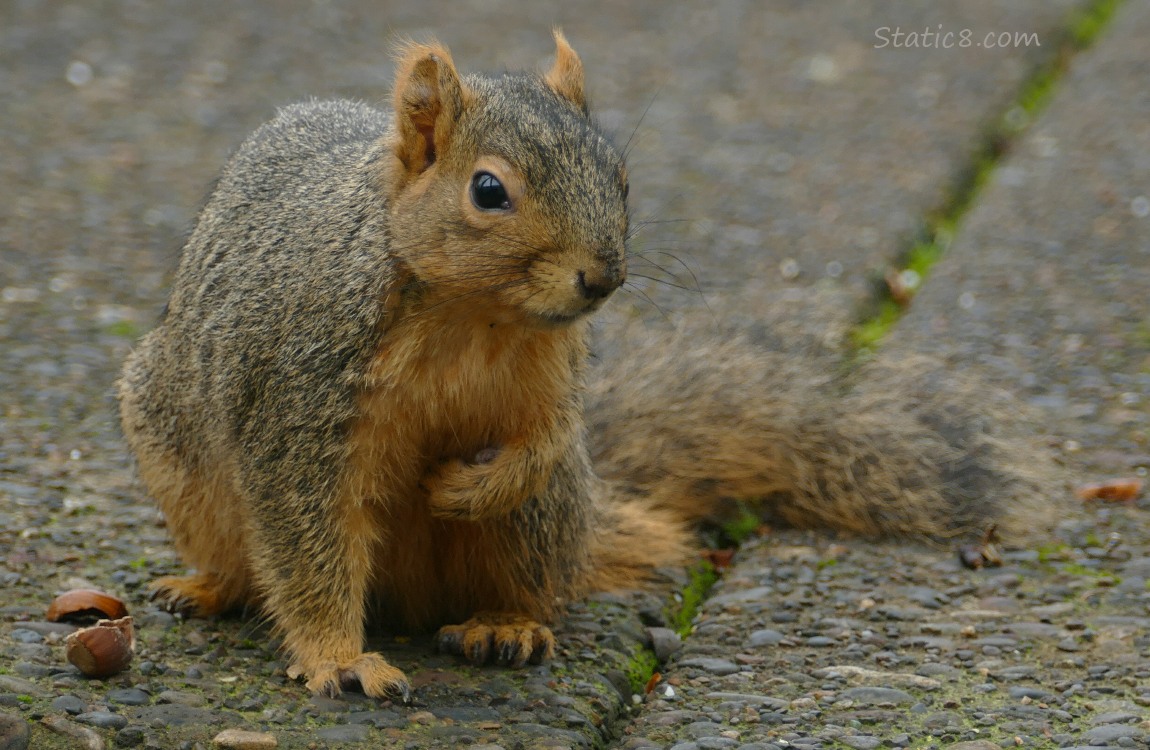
[470,172,511,211]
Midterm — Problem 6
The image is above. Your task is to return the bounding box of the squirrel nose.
[576,268,624,301]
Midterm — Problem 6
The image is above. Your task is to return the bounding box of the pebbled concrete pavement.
[4,1,1148,748]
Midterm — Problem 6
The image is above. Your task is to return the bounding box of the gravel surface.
[623,524,1150,750]
[3,1,1148,749]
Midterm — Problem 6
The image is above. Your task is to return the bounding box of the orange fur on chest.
[341,299,584,629]
[355,303,578,476]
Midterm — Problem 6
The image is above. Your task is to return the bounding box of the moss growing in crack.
[625,645,660,696]
[1059,562,1120,584]
[1036,542,1072,562]
[666,561,719,637]
[853,298,902,352]
[1068,0,1124,47]
[849,0,1125,355]
[622,560,726,699]
[720,503,762,545]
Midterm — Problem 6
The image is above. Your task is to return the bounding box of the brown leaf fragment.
[702,548,735,569]
[1076,477,1143,502]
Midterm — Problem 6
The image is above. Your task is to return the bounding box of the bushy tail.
[586,318,1057,542]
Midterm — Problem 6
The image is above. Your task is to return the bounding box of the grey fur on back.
[129,100,396,511]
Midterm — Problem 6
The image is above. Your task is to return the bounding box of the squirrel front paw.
[287,652,410,701]
[422,449,504,521]
[150,574,231,617]
[436,613,555,667]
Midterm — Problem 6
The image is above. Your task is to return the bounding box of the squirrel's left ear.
[390,40,470,186]
[544,29,587,114]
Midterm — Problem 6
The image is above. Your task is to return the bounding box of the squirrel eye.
[470,172,511,211]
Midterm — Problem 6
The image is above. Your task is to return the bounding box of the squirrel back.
[119,32,1053,701]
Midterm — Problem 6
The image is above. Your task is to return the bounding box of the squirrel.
[118,31,1050,700]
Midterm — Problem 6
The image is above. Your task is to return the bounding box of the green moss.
[665,561,719,637]
[1068,0,1124,47]
[625,645,660,696]
[1014,68,1059,122]
[1130,321,1150,349]
[851,298,902,352]
[104,320,141,338]
[1035,542,1071,562]
[720,503,761,545]
[1059,562,1120,584]
[848,0,1124,356]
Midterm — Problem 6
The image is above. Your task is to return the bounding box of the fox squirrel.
[118,31,1049,700]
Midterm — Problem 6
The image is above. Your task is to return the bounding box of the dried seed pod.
[46,589,129,623]
[64,616,135,678]
[1076,477,1143,502]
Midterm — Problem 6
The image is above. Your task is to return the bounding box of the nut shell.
[46,589,129,623]
[64,616,135,678]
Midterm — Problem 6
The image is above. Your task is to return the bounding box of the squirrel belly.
[119,33,1050,700]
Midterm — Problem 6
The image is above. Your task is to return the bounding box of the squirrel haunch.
[119,33,1052,700]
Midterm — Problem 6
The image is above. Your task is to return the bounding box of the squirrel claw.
[437,614,555,668]
[421,460,472,518]
[293,653,410,701]
[149,574,227,617]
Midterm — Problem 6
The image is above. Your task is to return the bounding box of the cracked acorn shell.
[64,616,135,678]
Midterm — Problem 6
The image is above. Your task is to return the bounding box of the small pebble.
[157,690,206,707]
[75,711,129,730]
[647,627,684,661]
[697,739,738,750]
[838,687,915,705]
[747,629,785,647]
[0,712,31,750]
[1084,724,1145,743]
[50,695,86,715]
[116,725,147,747]
[7,630,42,644]
[840,737,881,750]
[212,729,278,748]
[315,724,370,743]
[677,658,740,676]
[108,688,152,706]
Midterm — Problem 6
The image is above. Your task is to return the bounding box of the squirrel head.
[384,30,628,327]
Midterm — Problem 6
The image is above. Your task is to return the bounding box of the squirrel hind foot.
[290,653,411,702]
[149,574,236,617]
[436,613,555,668]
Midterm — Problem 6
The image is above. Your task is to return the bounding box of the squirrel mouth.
[535,310,589,327]
[532,306,599,328]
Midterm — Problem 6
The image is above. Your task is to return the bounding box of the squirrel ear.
[391,40,469,181]
[544,28,587,113]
